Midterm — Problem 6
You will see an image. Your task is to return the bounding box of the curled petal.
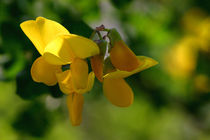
[31,56,61,86]
[75,72,95,94]
[71,58,88,90]
[63,34,99,59]
[104,56,158,79]
[43,36,75,65]
[56,70,74,94]
[20,17,70,55]
[103,78,134,107]
[86,72,95,92]
[110,41,140,72]
[67,93,84,126]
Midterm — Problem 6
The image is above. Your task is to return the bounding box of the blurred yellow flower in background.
[164,37,198,78]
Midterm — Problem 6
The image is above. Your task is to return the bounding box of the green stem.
[89,30,97,40]
[97,31,103,40]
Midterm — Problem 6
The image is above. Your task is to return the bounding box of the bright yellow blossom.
[20,17,158,126]
[20,17,99,126]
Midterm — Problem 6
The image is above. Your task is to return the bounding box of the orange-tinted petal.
[67,93,84,126]
[110,41,140,72]
[104,56,158,79]
[31,56,60,86]
[103,78,134,107]
[20,17,70,55]
[71,58,88,90]
[90,55,103,82]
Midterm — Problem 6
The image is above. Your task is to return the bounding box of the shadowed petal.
[71,58,88,90]
[31,56,61,86]
[56,70,74,94]
[67,93,84,126]
[75,72,95,94]
[103,78,134,107]
[110,41,140,72]
[90,55,103,82]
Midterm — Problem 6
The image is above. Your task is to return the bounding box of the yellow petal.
[56,70,74,94]
[43,36,75,65]
[90,55,103,82]
[31,56,61,86]
[71,58,88,90]
[63,34,99,58]
[103,56,158,79]
[86,72,95,92]
[110,41,140,72]
[20,17,70,55]
[103,78,133,107]
[67,93,84,126]
[75,72,95,94]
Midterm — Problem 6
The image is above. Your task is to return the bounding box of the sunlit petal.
[31,56,61,86]
[63,34,99,58]
[104,56,158,79]
[67,93,84,126]
[20,17,70,54]
[43,36,75,65]
[103,78,134,107]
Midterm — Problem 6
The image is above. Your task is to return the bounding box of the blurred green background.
[1,0,210,139]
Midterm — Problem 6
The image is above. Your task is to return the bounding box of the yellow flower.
[20,17,99,126]
[20,17,99,84]
[164,37,198,78]
[56,69,95,126]
[91,29,158,107]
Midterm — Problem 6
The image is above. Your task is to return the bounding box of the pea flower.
[91,29,158,107]
[20,17,99,125]
[20,17,158,126]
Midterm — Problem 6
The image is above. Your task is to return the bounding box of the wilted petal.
[43,36,75,65]
[103,78,134,107]
[63,34,99,59]
[31,56,60,86]
[67,93,84,126]
[71,58,88,90]
[20,17,70,55]
[110,41,140,72]
[104,56,158,79]
[56,70,74,94]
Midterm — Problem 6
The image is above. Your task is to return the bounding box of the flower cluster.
[20,17,158,126]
